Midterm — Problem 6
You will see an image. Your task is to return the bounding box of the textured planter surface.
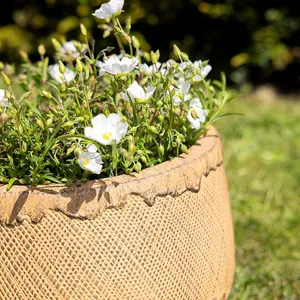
[0,126,235,300]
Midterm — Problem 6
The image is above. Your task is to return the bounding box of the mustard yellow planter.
[0,126,235,300]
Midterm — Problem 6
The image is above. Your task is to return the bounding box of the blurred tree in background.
[0,0,299,92]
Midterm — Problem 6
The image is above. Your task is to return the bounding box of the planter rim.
[0,125,224,225]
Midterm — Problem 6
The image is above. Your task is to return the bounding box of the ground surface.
[215,89,300,300]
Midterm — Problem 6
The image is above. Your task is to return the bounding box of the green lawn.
[214,93,300,299]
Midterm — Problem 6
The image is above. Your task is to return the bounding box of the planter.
[0,125,235,300]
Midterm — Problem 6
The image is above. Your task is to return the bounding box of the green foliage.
[0,7,236,188]
[216,96,300,299]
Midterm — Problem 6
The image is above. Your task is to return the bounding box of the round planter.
[0,126,235,300]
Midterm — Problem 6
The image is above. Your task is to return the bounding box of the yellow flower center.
[191,108,198,119]
[83,158,89,166]
[103,132,113,141]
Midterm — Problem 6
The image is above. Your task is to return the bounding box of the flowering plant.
[0,0,236,189]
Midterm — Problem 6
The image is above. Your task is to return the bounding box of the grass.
[214,91,300,299]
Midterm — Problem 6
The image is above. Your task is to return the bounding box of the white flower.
[171,79,191,106]
[121,81,155,102]
[193,60,212,81]
[60,41,80,58]
[97,56,138,75]
[48,64,76,83]
[78,144,103,174]
[0,89,8,108]
[187,98,208,130]
[139,62,161,74]
[92,0,124,19]
[84,113,128,145]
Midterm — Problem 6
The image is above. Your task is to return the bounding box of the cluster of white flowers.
[0,89,8,109]
[43,0,212,175]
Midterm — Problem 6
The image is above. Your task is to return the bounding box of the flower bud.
[129,143,136,155]
[80,23,87,36]
[0,112,8,125]
[38,44,46,56]
[19,50,29,62]
[22,91,31,98]
[76,58,83,73]
[51,38,61,51]
[58,60,66,74]
[132,36,140,49]
[49,106,59,115]
[125,16,131,32]
[149,125,159,135]
[41,91,52,99]
[181,52,189,61]
[1,72,10,86]
[67,145,76,156]
[60,83,67,92]
[103,105,110,117]
[134,161,142,172]
[62,121,74,128]
[158,115,164,123]
[143,52,151,62]
[74,148,81,159]
[180,144,189,154]
[140,155,147,164]
[158,144,165,156]
[173,44,181,57]
[21,141,27,152]
[156,100,163,109]
[36,119,45,130]
[46,118,53,126]
[150,50,160,64]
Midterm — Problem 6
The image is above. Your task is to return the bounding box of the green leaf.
[41,175,63,184]
[7,178,17,191]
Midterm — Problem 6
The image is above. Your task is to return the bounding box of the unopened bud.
[143,52,151,62]
[180,144,189,154]
[150,50,160,64]
[173,44,181,57]
[1,72,10,85]
[22,91,31,98]
[132,36,140,49]
[38,44,46,56]
[181,52,189,61]
[74,148,81,159]
[49,106,59,115]
[51,38,61,51]
[158,115,164,122]
[36,119,45,130]
[125,16,131,33]
[80,23,87,36]
[62,121,73,128]
[140,155,147,164]
[134,162,142,172]
[158,144,165,156]
[76,58,83,73]
[129,143,136,155]
[19,50,29,62]
[46,118,53,126]
[58,60,66,74]
[0,112,8,125]
[60,83,67,92]
[67,145,76,156]
[149,125,159,134]
[41,91,52,99]
[156,100,163,109]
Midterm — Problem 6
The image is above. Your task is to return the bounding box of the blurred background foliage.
[0,0,299,92]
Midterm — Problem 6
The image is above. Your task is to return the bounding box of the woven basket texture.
[0,126,235,300]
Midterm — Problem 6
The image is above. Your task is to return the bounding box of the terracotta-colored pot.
[0,126,235,300]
